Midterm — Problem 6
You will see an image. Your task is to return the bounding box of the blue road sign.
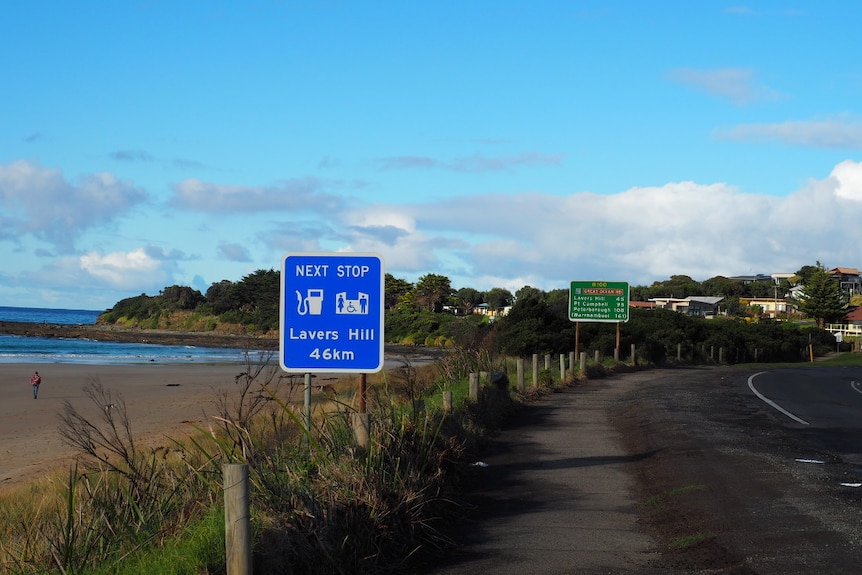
[280,253,384,373]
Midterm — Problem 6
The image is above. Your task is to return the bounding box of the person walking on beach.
[30,371,41,399]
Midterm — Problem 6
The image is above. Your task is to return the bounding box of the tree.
[455,287,483,314]
[701,276,734,296]
[160,285,205,309]
[797,263,848,328]
[384,274,413,310]
[649,275,702,298]
[206,280,237,313]
[514,285,542,302]
[413,273,454,313]
[795,265,820,285]
[485,287,513,310]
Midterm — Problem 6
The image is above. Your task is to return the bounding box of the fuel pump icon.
[296,289,324,315]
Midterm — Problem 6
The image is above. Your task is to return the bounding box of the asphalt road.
[748,367,862,436]
[419,365,862,574]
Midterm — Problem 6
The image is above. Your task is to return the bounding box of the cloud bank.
[4,159,862,302]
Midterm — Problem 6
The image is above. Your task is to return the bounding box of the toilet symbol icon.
[335,291,369,315]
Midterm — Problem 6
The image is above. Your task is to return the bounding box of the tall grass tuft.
[1,345,513,574]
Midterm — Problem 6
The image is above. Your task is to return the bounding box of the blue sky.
[3,1,862,310]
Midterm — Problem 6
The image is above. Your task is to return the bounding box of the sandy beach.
[0,346,446,490]
[0,361,329,489]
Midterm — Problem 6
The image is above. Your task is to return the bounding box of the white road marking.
[850,380,862,395]
[748,372,810,426]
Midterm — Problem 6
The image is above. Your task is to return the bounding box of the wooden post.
[304,373,312,446]
[559,354,566,383]
[443,390,453,411]
[544,354,550,370]
[517,357,525,392]
[358,373,367,413]
[615,322,621,358]
[352,413,370,449]
[224,464,252,575]
[569,351,575,372]
[469,372,479,401]
[532,353,539,388]
[580,351,586,372]
[677,343,682,361]
[631,343,636,366]
[594,350,600,363]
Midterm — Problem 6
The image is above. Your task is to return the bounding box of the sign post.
[280,253,385,373]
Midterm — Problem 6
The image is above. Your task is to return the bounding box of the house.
[825,306,862,339]
[771,272,795,284]
[629,300,656,310]
[829,267,862,296]
[649,296,724,317]
[727,274,774,285]
[472,303,511,320]
[742,298,789,318]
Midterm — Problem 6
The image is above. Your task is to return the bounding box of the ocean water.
[0,306,102,325]
[0,306,261,365]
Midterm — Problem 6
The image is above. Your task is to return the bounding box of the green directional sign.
[569,281,630,323]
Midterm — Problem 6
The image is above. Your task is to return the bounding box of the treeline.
[98,269,280,334]
[98,268,839,363]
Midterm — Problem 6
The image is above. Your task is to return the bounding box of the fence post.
[631,343,636,366]
[532,353,539,388]
[677,343,682,361]
[352,413,370,449]
[469,372,479,401]
[442,390,453,411]
[544,354,550,370]
[569,351,575,372]
[559,354,566,383]
[224,464,252,575]
[517,357,525,392]
[579,351,586,372]
[594,350,600,363]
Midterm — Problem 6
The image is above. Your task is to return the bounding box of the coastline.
[0,343,449,489]
[0,362,253,489]
[0,320,278,349]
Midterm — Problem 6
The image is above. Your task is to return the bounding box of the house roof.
[842,306,862,322]
[685,296,724,305]
[830,267,861,276]
[629,301,656,308]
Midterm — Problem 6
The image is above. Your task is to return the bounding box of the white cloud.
[170,177,344,213]
[667,67,781,106]
[375,153,564,173]
[80,247,171,289]
[352,163,862,290]
[218,242,253,262]
[0,160,147,252]
[716,118,862,149]
[831,160,862,200]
